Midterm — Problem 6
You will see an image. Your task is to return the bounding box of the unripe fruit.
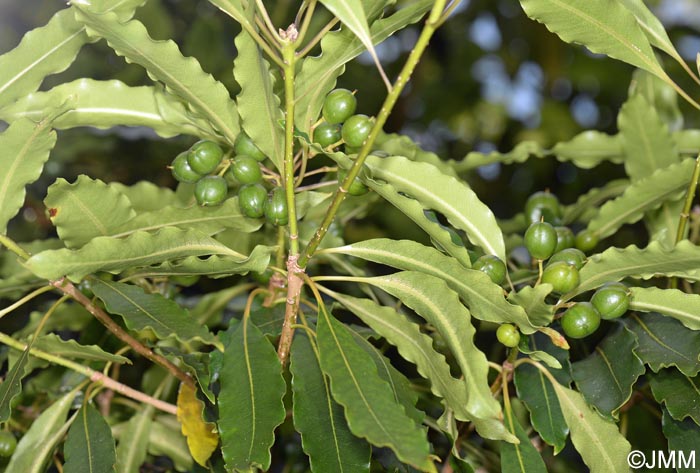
[575,229,599,253]
[554,226,575,253]
[0,431,17,457]
[549,248,587,270]
[525,191,562,225]
[497,324,520,348]
[541,261,580,293]
[473,255,506,285]
[591,283,630,320]
[322,88,357,125]
[194,175,228,206]
[238,184,267,218]
[188,140,224,174]
[561,302,601,339]
[341,114,372,148]
[230,156,263,184]
[338,170,369,196]
[314,122,342,148]
[264,187,289,226]
[171,151,203,184]
[234,132,266,162]
[524,222,557,260]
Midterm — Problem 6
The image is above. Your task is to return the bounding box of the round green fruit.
[549,248,587,270]
[541,261,580,293]
[322,88,357,125]
[314,122,342,148]
[234,132,266,162]
[575,229,599,253]
[194,175,228,206]
[187,140,224,175]
[591,283,630,320]
[170,275,200,287]
[473,255,506,285]
[341,114,372,148]
[525,191,561,225]
[554,226,575,253]
[496,324,521,348]
[171,151,203,184]
[0,431,17,458]
[230,156,262,185]
[238,184,267,218]
[264,187,289,226]
[561,302,601,339]
[338,170,369,196]
[524,222,557,260]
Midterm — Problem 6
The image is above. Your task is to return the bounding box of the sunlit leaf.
[507,284,555,328]
[629,286,700,331]
[32,333,130,363]
[552,131,625,169]
[177,383,219,466]
[64,403,117,473]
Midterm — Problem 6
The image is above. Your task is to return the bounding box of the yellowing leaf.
[177,383,219,466]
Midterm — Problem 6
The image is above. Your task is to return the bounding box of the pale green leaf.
[148,416,193,472]
[45,175,136,249]
[33,333,130,363]
[629,69,683,132]
[109,181,178,212]
[629,286,700,331]
[74,8,239,143]
[0,118,56,234]
[552,131,625,169]
[207,0,251,33]
[452,141,545,172]
[562,179,629,224]
[116,406,153,473]
[64,403,117,473]
[0,348,29,422]
[587,158,693,239]
[507,284,555,328]
[377,133,457,176]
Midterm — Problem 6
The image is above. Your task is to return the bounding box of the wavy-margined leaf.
[566,240,700,298]
[366,156,505,260]
[0,348,29,422]
[316,309,435,471]
[74,9,239,143]
[177,383,218,466]
[295,1,431,132]
[33,333,130,363]
[377,133,457,176]
[233,9,284,170]
[116,405,153,473]
[25,227,249,281]
[0,118,56,234]
[109,181,179,212]
[218,319,286,471]
[619,94,680,181]
[562,179,629,224]
[630,69,683,132]
[90,279,219,347]
[500,406,547,473]
[649,369,700,425]
[45,175,136,248]
[624,312,700,377]
[6,390,78,473]
[629,286,700,331]
[291,331,371,473]
[452,141,545,172]
[551,382,631,473]
[571,325,645,420]
[322,239,537,332]
[0,79,217,139]
[507,284,555,327]
[64,403,117,473]
[662,408,700,466]
[587,158,693,239]
[554,131,625,169]
[519,0,664,79]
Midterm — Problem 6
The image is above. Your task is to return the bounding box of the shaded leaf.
[377,133,457,176]
[623,312,700,377]
[33,333,130,363]
[177,383,218,466]
[552,131,624,169]
[562,179,629,224]
[109,181,179,212]
[661,408,700,473]
[0,348,29,422]
[218,319,286,471]
[500,407,547,473]
[291,331,370,473]
[629,286,700,331]
[453,141,545,172]
[116,406,153,473]
[64,403,117,473]
[148,416,192,472]
[649,369,700,425]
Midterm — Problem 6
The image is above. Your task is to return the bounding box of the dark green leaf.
[64,403,117,473]
[500,406,547,473]
[649,369,700,425]
[116,406,153,473]
[662,408,700,473]
[0,348,29,422]
[147,416,193,472]
[33,333,130,363]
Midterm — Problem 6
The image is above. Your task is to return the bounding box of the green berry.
[234,132,266,162]
[322,88,357,125]
[525,191,562,225]
[0,431,17,457]
[473,255,506,285]
[541,261,580,294]
[188,140,224,175]
[561,302,601,339]
[170,275,200,287]
[549,248,587,270]
[171,151,203,184]
[264,187,289,226]
[194,175,228,206]
[554,226,575,253]
[230,156,263,185]
[524,222,557,260]
[338,170,369,196]
[496,324,521,348]
[238,184,267,218]
[314,122,342,148]
[341,114,372,148]
[575,229,599,253]
[591,283,630,320]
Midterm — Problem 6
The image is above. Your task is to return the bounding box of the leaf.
[561,179,629,224]
[218,318,286,471]
[109,181,178,212]
[90,279,219,347]
[377,133,457,176]
[322,239,537,332]
[25,227,249,281]
[148,416,193,472]
[233,11,285,171]
[0,118,56,235]
[290,331,370,473]
[0,79,218,139]
[315,308,435,471]
[116,406,153,473]
[518,0,665,79]
[649,369,700,425]
[6,390,78,473]
[207,0,250,31]
[453,141,545,172]
[618,94,680,181]
[177,383,219,466]
[74,9,239,143]
[623,312,700,377]
[552,131,625,169]
[32,333,130,363]
[64,403,117,473]
[629,69,683,132]
[629,286,700,331]
[662,408,700,472]
[587,158,693,239]
[507,284,555,328]
[45,175,136,248]
[500,407,547,473]
[571,325,645,419]
[550,382,632,473]
[365,155,505,260]
[0,348,29,422]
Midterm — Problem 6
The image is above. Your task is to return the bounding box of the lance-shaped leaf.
[552,131,625,169]
[662,408,700,464]
[649,369,700,425]
[90,279,219,347]
[0,118,56,234]
[109,181,179,212]
[116,405,153,473]
[562,179,629,224]
[629,286,700,331]
[623,313,700,377]
[550,382,631,473]
[295,0,431,132]
[218,319,286,471]
[519,0,665,79]
[177,383,218,466]
[25,227,249,281]
[7,390,78,473]
[500,406,547,473]
[64,403,117,473]
[0,79,217,139]
[359,272,503,423]
[291,331,371,473]
[0,349,29,423]
[571,325,645,420]
[148,417,192,471]
[74,9,239,143]
[507,284,555,328]
[566,240,700,298]
[233,10,284,171]
[587,159,693,239]
[316,309,435,471]
[365,155,505,260]
[45,175,136,248]
[452,141,544,172]
[32,333,130,363]
[322,239,536,332]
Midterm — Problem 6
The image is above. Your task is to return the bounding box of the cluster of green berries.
[170,134,288,226]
